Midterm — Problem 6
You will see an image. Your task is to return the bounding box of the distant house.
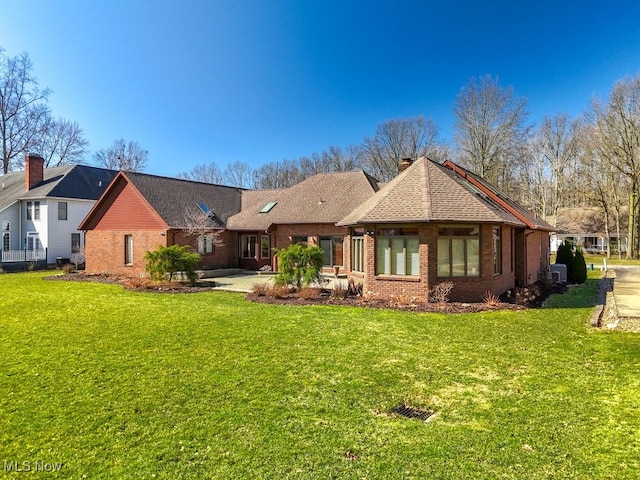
[0,154,117,268]
[80,157,553,302]
[78,171,244,276]
[550,207,628,254]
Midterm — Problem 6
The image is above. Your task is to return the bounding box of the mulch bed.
[45,272,218,293]
[46,272,564,313]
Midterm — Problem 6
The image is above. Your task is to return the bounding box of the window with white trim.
[198,235,214,254]
[2,232,9,251]
[58,201,68,221]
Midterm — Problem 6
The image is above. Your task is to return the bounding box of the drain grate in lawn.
[389,403,435,422]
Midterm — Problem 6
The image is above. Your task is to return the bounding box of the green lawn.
[1,272,639,479]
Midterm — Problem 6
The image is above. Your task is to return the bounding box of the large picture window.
[241,235,257,259]
[437,226,480,277]
[375,228,419,276]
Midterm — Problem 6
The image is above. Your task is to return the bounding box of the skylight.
[197,202,214,217]
[260,201,277,213]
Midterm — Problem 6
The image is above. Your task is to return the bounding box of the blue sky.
[2,0,640,177]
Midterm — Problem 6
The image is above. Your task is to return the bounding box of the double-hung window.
[58,201,68,220]
[437,225,480,277]
[375,228,419,276]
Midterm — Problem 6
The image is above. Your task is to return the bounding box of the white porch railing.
[1,249,47,262]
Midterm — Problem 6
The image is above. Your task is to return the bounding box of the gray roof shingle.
[0,165,117,212]
[123,172,244,229]
[338,158,534,227]
[227,171,382,230]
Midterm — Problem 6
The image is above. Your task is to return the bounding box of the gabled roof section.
[0,164,117,212]
[227,170,382,231]
[117,171,243,229]
[442,160,555,231]
[338,158,530,227]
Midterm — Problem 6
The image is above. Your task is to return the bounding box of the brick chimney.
[25,154,45,190]
[398,157,413,174]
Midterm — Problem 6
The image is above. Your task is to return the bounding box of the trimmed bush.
[144,244,200,284]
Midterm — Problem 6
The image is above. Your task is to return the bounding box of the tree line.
[3,46,640,258]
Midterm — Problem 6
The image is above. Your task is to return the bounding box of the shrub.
[555,241,575,282]
[330,281,348,299]
[144,244,200,284]
[252,283,270,296]
[70,248,85,270]
[299,287,321,299]
[62,263,75,274]
[572,247,588,284]
[482,291,501,307]
[428,281,454,303]
[267,284,292,299]
[274,243,324,290]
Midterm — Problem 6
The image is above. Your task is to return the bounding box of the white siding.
[0,203,21,250]
[46,199,95,263]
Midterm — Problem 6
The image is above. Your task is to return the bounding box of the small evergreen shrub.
[555,241,587,284]
[274,243,324,290]
[555,241,575,282]
[572,247,588,284]
[144,244,200,284]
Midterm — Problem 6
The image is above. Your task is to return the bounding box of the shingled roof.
[122,171,244,229]
[227,171,382,231]
[338,158,548,228]
[0,165,117,212]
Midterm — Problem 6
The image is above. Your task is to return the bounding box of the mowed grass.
[1,273,639,479]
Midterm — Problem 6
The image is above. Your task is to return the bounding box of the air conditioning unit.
[550,264,567,283]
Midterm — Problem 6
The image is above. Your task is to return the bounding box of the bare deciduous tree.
[177,162,225,184]
[0,49,51,173]
[590,75,640,258]
[223,160,254,188]
[29,116,89,167]
[182,205,225,253]
[454,75,531,193]
[93,138,148,172]
[360,115,444,181]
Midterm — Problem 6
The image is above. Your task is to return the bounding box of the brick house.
[78,171,243,276]
[226,171,382,273]
[79,158,552,302]
[337,158,553,302]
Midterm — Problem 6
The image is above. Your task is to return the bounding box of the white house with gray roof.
[0,154,117,266]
